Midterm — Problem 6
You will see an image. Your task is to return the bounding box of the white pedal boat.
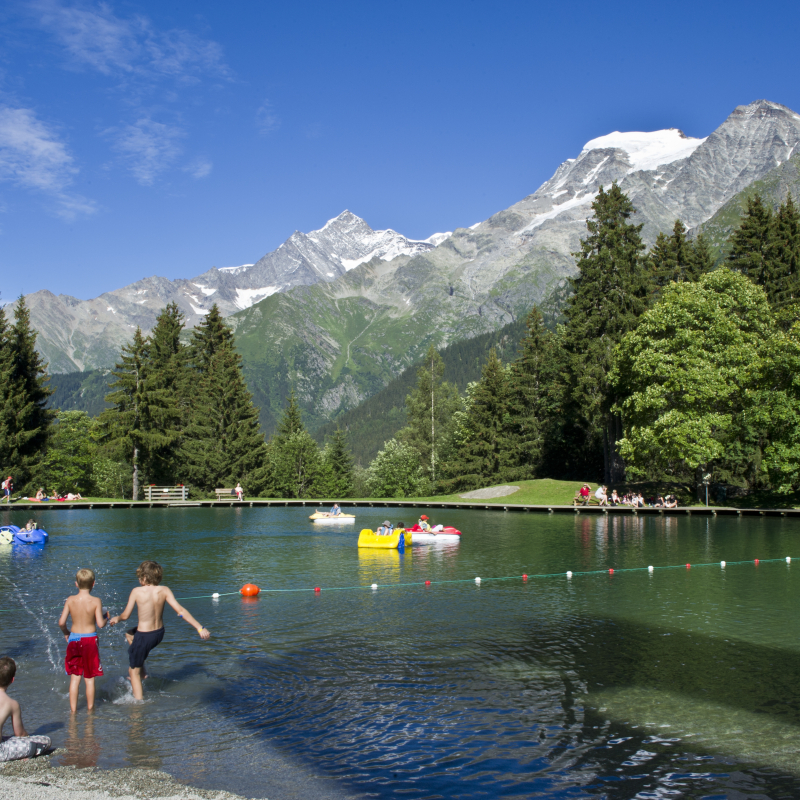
[309,511,355,524]
[407,524,461,543]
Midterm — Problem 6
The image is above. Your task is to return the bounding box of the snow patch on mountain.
[235,286,279,309]
[581,129,706,173]
[424,232,452,246]
[219,264,254,274]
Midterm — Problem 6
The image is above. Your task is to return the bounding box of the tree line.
[373,187,800,501]
[4,186,799,501]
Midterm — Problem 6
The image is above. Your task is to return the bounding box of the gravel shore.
[0,754,254,800]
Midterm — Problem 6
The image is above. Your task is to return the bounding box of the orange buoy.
[240,583,260,596]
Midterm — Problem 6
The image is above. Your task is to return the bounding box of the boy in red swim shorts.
[109,561,210,700]
[58,568,108,713]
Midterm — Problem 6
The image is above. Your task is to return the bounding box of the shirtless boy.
[58,568,108,712]
[109,561,210,700]
[0,657,51,762]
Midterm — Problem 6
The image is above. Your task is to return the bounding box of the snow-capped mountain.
[224,100,800,430]
[20,212,450,372]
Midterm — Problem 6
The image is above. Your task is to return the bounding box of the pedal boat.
[309,511,356,523]
[0,525,49,545]
[407,524,461,543]
[357,528,411,549]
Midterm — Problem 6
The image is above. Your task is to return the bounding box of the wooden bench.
[572,491,600,507]
[145,485,188,502]
[215,488,241,500]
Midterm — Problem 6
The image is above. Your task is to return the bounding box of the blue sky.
[1,0,799,303]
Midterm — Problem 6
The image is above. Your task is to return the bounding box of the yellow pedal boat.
[357,528,411,549]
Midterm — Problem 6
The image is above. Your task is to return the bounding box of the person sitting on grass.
[653,496,665,508]
[610,489,620,506]
[595,485,608,506]
[664,495,678,509]
[235,483,244,501]
[35,488,48,501]
[0,657,51,762]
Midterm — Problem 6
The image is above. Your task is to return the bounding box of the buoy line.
[185,556,797,601]
[0,558,793,611]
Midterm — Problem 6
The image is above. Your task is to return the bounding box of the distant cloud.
[31,0,232,81]
[256,100,280,134]
[0,104,96,219]
[184,158,212,179]
[107,118,184,185]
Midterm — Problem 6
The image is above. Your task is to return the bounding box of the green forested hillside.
[694,153,800,263]
[314,315,528,464]
[48,369,114,416]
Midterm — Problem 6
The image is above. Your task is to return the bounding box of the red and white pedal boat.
[407,523,462,543]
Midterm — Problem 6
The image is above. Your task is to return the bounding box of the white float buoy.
[371,583,378,590]
[475,577,481,584]
[720,560,726,568]
[566,571,573,579]
[212,593,220,599]
[648,565,654,573]
[787,557,792,564]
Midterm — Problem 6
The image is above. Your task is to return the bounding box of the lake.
[2,506,800,799]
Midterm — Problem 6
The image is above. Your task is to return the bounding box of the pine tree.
[189,303,235,370]
[768,194,800,311]
[317,427,355,497]
[0,305,12,474]
[141,303,187,485]
[100,328,150,500]
[397,344,461,486]
[182,341,269,494]
[648,219,711,291]
[503,308,560,480]
[445,348,510,490]
[562,183,651,484]
[0,296,55,491]
[727,194,775,289]
[269,391,321,497]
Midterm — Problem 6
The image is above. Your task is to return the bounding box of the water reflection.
[60,713,102,768]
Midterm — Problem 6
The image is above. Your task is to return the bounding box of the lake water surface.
[2,506,800,799]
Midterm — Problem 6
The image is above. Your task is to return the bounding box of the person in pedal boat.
[418,514,431,531]
[377,520,393,536]
[329,503,341,517]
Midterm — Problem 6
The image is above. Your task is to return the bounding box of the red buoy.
[755,558,760,565]
[240,583,260,596]
[522,574,528,581]
[314,587,321,593]
[424,580,431,586]
[609,568,614,575]
[686,563,691,569]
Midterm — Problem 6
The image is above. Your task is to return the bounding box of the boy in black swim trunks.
[109,561,210,700]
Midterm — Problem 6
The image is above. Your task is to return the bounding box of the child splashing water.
[109,561,210,700]
[58,568,108,712]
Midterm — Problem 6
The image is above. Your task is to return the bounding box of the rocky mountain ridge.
[19,211,449,373]
[225,100,800,433]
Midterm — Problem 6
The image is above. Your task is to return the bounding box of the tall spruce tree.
[0,296,54,491]
[182,340,269,494]
[269,391,321,497]
[189,303,235,369]
[503,308,560,480]
[727,194,775,290]
[562,183,650,484]
[318,427,355,497]
[767,194,800,312]
[141,303,187,484]
[397,344,461,486]
[445,348,510,490]
[100,328,150,500]
[649,220,711,291]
